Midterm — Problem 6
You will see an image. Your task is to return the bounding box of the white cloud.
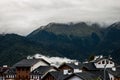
[0,0,120,35]
[28,54,76,67]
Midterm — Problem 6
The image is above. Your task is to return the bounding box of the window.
[110,61,113,64]
[102,60,105,64]
[106,60,109,64]
[6,75,8,78]
[26,76,28,78]
[68,69,72,73]
[98,62,101,64]
[19,75,20,78]
[111,78,112,80]
[22,68,24,71]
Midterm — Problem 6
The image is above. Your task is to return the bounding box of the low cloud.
[28,54,76,67]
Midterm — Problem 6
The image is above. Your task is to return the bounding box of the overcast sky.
[0,0,120,35]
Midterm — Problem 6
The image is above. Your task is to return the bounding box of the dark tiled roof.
[88,70,110,80]
[107,67,120,77]
[49,71,65,80]
[42,71,69,80]
[30,66,57,75]
[59,62,98,71]
[0,67,9,73]
[66,63,83,69]
[82,62,98,70]
[64,70,110,80]
[13,59,50,67]
[4,68,16,75]
[59,62,83,69]
[64,72,99,80]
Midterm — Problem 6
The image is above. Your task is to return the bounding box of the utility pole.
[104,64,107,80]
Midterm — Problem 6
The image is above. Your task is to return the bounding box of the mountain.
[28,22,104,37]
[27,22,120,62]
[0,22,120,66]
[94,22,120,61]
[0,34,50,66]
[27,22,104,60]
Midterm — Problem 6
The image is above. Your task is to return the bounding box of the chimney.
[94,56,99,60]
[100,55,103,58]
[74,62,79,65]
[112,67,116,71]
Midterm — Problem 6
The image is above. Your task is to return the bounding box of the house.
[3,55,119,80]
[107,66,120,80]
[59,61,99,72]
[5,68,16,80]
[5,58,50,80]
[30,66,58,80]
[59,62,82,72]
[87,70,110,80]
[91,55,115,68]
[0,66,9,80]
[64,72,101,80]
[42,70,106,80]
[42,69,110,80]
[82,62,99,71]
[42,71,69,80]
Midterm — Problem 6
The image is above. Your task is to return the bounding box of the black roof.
[42,71,69,80]
[59,62,83,69]
[88,70,110,80]
[59,62,100,71]
[82,62,98,70]
[13,59,50,67]
[64,72,99,80]
[43,70,110,80]
[107,67,120,77]
[64,70,110,80]
[0,67,9,73]
[30,66,57,75]
[4,68,16,75]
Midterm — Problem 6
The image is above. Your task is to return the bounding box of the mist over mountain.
[0,22,120,66]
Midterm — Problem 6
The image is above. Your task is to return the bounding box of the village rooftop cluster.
[0,55,120,80]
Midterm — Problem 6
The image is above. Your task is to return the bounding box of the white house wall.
[68,76,83,80]
[94,59,115,68]
[41,68,57,78]
[30,75,40,80]
[31,61,49,71]
[108,73,114,80]
[30,68,57,80]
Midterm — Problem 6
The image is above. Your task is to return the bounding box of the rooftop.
[30,66,57,75]
[13,59,50,67]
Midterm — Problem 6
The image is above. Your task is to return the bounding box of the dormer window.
[98,62,101,64]
[110,61,113,64]
[102,60,105,64]
[106,60,109,64]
